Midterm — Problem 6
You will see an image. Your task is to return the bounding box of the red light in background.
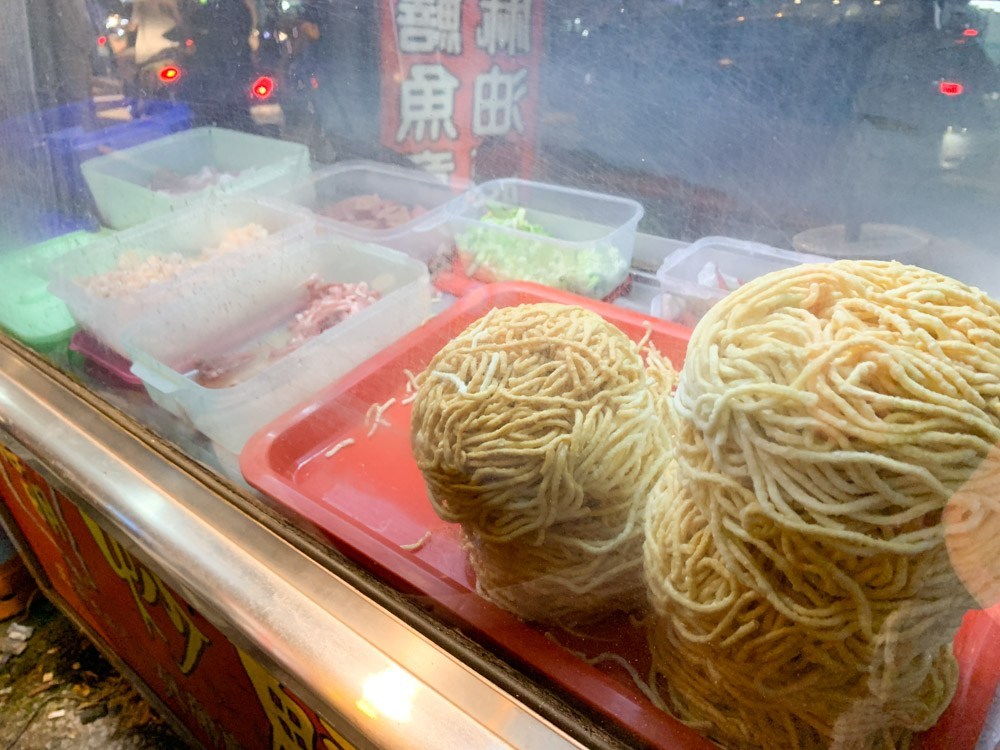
[939,80,964,96]
[159,66,181,83]
[186,38,194,47]
[310,76,319,90]
[251,76,275,100]
[97,35,107,46]
[964,28,979,36]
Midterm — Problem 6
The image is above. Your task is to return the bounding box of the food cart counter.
[4,1,1000,748]
[0,334,602,749]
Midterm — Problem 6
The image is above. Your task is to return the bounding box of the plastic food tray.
[241,281,1000,750]
[653,236,829,327]
[0,99,191,218]
[126,234,430,459]
[69,330,143,388]
[81,126,311,229]
[0,230,102,354]
[48,198,312,356]
[447,179,643,300]
[270,160,469,262]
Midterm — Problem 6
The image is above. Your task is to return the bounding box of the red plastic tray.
[241,281,1000,750]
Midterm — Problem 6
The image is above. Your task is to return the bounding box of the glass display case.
[1,1,999,748]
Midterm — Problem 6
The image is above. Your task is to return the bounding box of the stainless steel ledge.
[0,340,585,750]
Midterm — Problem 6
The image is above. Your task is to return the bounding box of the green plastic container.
[0,231,102,355]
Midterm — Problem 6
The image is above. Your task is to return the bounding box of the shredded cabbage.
[456,206,627,298]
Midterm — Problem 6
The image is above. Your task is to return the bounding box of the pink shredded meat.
[191,276,380,388]
[321,194,426,231]
[287,275,380,346]
[192,351,257,387]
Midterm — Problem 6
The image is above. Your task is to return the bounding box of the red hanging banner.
[379,0,545,181]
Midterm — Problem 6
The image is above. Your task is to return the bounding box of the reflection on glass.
[356,666,418,723]
[2,1,1000,749]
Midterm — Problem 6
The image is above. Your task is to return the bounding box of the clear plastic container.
[448,178,643,299]
[0,230,103,354]
[81,126,311,229]
[0,99,191,219]
[124,234,431,458]
[48,199,312,355]
[791,223,931,261]
[270,160,469,262]
[653,236,829,327]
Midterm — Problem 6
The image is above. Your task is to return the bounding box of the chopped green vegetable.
[456,205,628,298]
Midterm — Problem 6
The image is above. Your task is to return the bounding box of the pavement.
[0,592,192,750]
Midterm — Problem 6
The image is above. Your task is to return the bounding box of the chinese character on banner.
[437,0,464,53]
[239,649,318,750]
[476,0,532,57]
[380,0,543,179]
[397,0,463,55]
[238,649,359,750]
[81,511,212,676]
[396,64,460,143]
[472,66,526,137]
[409,149,457,178]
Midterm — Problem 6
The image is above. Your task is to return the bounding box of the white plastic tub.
[653,236,829,327]
[271,160,469,262]
[791,223,931,261]
[124,234,431,457]
[449,179,643,299]
[48,199,312,355]
[81,127,311,229]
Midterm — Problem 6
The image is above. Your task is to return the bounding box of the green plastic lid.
[0,230,103,351]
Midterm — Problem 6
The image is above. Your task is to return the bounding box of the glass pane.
[1,1,999,748]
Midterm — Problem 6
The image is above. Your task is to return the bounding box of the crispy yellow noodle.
[646,260,1000,750]
[412,303,676,626]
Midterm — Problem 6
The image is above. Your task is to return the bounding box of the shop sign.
[380,0,545,180]
[0,442,358,750]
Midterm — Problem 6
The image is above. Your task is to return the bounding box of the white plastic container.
[124,234,431,458]
[81,127,311,229]
[270,160,469,262]
[48,199,312,355]
[791,223,930,261]
[653,236,829,327]
[449,179,643,299]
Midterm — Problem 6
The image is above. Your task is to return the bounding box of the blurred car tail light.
[939,81,964,96]
[251,76,275,100]
[964,28,979,37]
[159,65,182,84]
[97,36,107,46]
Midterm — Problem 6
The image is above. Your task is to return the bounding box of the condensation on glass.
[1,1,999,750]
